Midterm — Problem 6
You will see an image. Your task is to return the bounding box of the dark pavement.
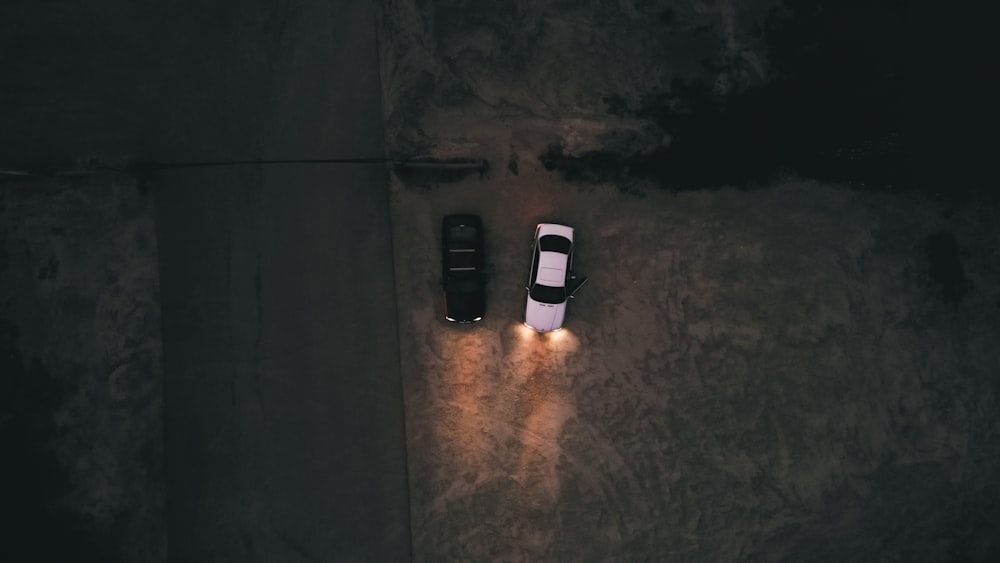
[2,0,412,561]
[1,0,384,165]
[156,164,410,562]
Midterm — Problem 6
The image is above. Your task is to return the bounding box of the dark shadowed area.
[2,0,999,561]
[2,0,411,561]
[0,178,164,562]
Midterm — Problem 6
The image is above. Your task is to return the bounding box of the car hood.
[525,297,566,332]
[446,287,485,322]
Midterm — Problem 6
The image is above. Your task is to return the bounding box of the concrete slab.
[155,163,411,562]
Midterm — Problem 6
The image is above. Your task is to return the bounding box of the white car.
[524,223,585,332]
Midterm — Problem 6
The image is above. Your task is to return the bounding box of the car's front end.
[445,278,486,323]
[524,296,566,332]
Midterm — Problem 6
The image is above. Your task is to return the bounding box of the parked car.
[441,214,486,322]
[524,223,586,332]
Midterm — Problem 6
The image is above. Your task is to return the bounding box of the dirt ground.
[379,0,1000,561]
[389,153,1000,563]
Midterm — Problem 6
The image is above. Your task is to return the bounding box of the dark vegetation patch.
[507,149,519,176]
[0,318,23,416]
[392,158,490,189]
[543,0,907,192]
[1,348,119,562]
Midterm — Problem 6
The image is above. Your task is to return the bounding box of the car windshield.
[447,277,482,294]
[530,283,565,304]
[539,234,570,254]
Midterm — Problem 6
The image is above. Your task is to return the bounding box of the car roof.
[536,252,568,283]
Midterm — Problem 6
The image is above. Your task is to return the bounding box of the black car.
[441,214,486,322]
